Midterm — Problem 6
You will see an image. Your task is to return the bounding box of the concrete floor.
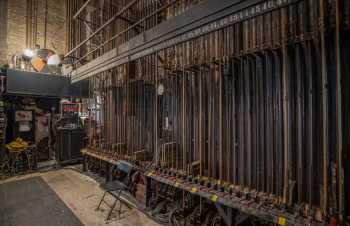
[0,167,161,226]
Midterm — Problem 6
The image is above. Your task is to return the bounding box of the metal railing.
[65,0,201,69]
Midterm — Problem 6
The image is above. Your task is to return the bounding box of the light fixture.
[47,54,61,66]
[23,48,35,58]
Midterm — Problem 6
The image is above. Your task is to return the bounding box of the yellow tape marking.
[210,195,218,202]
[278,217,286,226]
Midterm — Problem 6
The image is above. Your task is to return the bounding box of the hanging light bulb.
[23,48,35,58]
[47,54,61,66]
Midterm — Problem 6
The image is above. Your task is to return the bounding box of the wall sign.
[15,111,33,122]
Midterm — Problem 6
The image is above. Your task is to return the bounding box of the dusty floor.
[0,167,161,226]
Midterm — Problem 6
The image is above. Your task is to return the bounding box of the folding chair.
[96,160,139,221]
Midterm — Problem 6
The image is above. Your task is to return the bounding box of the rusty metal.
[335,0,343,221]
[319,0,329,213]
[281,6,290,205]
[74,0,350,224]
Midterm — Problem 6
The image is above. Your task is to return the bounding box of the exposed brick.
[0,0,67,66]
[0,0,8,66]
[7,0,27,62]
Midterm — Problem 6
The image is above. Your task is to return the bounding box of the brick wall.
[0,0,67,66]
[34,0,67,54]
[0,0,8,66]
[7,0,27,63]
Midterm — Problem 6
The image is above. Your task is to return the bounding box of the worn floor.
[0,177,83,226]
[0,167,161,226]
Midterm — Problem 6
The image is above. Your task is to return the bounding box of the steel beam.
[73,0,92,20]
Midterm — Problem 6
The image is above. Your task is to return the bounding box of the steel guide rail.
[81,0,349,223]
[147,170,325,226]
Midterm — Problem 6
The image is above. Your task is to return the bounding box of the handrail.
[73,0,92,20]
[65,0,139,57]
[67,0,179,66]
